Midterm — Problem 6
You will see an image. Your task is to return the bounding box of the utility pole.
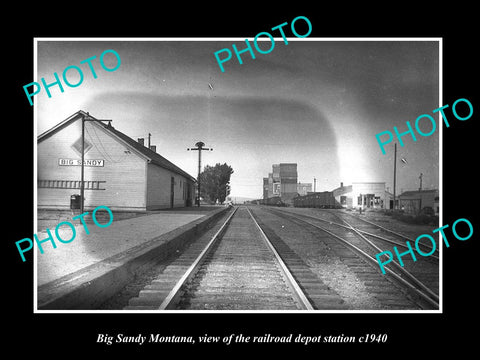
[81,114,85,213]
[314,177,316,192]
[393,143,397,211]
[419,173,423,191]
[187,141,213,207]
[80,113,112,213]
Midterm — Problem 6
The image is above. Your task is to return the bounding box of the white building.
[37,110,196,211]
[332,182,394,210]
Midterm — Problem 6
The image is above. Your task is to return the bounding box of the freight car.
[263,196,286,207]
[249,196,287,206]
[293,191,339,208]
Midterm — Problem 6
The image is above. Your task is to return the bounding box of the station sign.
[58,158,104,167]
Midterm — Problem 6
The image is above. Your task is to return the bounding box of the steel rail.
[159,206,314,311]
[266,208,439,309]
[325,211,439,302]
[246,207,314,310]
[341,211,435,247]
[338,216,439,303]
[353,228,439,260]
[327,211,438,260]
[276,208,438,257]
[338,211,439,257]
[158,206,238,310]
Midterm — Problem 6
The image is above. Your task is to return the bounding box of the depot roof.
[38,110,197,183]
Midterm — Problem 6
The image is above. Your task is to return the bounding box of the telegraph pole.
[313,177,316,192]
[81,114,85,213]
[393,143,397,210]
[81,113,112,213]
[419,173,423,191]
[187,141,213,207]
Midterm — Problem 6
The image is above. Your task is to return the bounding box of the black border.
[7,5,478,355]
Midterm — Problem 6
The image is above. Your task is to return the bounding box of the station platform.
[36,206,229,310]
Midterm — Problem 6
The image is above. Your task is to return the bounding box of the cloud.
[81,91,341,197]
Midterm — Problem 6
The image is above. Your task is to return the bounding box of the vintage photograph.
[34,39,441,312]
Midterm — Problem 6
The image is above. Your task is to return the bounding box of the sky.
[36,39,440,199]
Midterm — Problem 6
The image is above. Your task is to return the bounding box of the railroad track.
[262,207,440,310]
[332,210,439,298]
[336,211,439,260]
[125,206,349,311]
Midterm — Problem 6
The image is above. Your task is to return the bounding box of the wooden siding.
[37,119,147,211]
[146,163,194,210]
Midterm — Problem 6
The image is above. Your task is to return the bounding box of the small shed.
[398,189,439,215]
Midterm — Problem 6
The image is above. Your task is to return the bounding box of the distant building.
[297,182,312,196]
[332,182,393,210]
[263,163,298,204]
[398,189,439,215]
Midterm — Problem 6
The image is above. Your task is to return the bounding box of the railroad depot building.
[37,110,196,211]
[332,182,394,210]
